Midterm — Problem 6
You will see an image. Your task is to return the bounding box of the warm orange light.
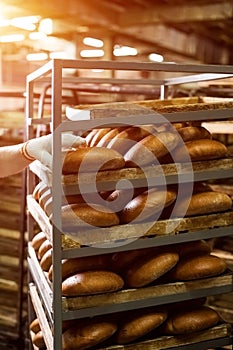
[0,34,25,42]
[26,52,48,61]
[149,53,164,62]
[49,51,68,59]
[11,16,40,31]
[80,49,104,58]
[29,32,47,40]
[113,45,137,56]
[83,37,104,48]
[39,18,53,35]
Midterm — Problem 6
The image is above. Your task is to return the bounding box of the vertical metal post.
[51,59,63,350]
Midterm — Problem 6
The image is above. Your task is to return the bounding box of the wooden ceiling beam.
[118,1,233,26]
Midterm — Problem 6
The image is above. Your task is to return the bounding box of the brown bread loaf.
[59,203,120,228]
[96,127,126,147]
[30,318,41,333]
[31,232,46,251]
[38,239,52,260]
[124,131,180,167]
[62,146,125,174]
[62,318,117,350]
[167,254,227,281]
[174,138,228,162]
[115,308,168,344]
[89,127,111,147]
[162,306,220,335]
[62,270,124,296]
[110,247,158,273]
[177,126,211,142]
[85,129,99,146]
[119,188,177,224]
[48,254,111,282]
[174,191,232,217]
[32,331,46,349]
[38,189,52,210]
[39,248,52,272]
[106,126,154,155]
[175,240,211,259]
[125,251,179,288]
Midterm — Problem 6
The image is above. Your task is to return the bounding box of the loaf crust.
[167,254,227,281]
[162,306,220,334]
[107,126,154,155]
[174,139,228,162]
[62,270,124,296]
[62,319,117,350]
[178,126,211,142]
[125,251,179,287]
[116,308,167,344]
[119,188,177,224]
[48,254,110,282]
[124,131,180,167]
[60,203,120,228]
[31,232,46,251]
[174,191,232,217]
[62,146,125,174]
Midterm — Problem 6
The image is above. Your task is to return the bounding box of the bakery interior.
[0,0,233,349]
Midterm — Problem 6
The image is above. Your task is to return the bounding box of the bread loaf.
[39,248,52,272]
[48,254,111,282]
[125,251,179,288]
[124,131,180,167]
[110,247,158,273]
[174,139,228,162]
[32,330,46,349]
[38,239,52,260]
[116,308,167,344]
[30,318,40,333]
[177,126,211,142]
[31,232,46,251]
[62,319,117,350]
[89,128,111,147]
[107,126,154,155]
[162,306,220,334]
[59,203,120,228]
[174,191,232,217]
[167,254,227,281]
[62,270,124,296]
[85,129,99,146]
[175,240,211,258]
[96,127,126,147]
[119,188,177,224]
[62,146,125,174]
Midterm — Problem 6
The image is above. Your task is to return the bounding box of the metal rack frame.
[26,59,233,350]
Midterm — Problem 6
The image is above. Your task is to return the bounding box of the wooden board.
[27,195,233,247]
[29,158,233,192]
[96,324,231,350]
[62,274,233,311]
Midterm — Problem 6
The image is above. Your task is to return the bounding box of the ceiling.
[1,0,233,64]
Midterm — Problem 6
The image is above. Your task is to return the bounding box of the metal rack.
[26,59,233,350]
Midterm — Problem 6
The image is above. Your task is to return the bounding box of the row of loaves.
[30,298,222,350]
[62,122,229,173]
[33,180,233,228]
[32,235,228,297]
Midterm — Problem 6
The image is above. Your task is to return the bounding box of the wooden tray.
[96,324,232,350]
[62,274,233,312]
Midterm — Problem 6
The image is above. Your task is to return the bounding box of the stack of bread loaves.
[30,234,228,297]
[30,298,222,349]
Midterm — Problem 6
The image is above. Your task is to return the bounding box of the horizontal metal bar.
[62,284,233,320]
[62,226,233,259]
